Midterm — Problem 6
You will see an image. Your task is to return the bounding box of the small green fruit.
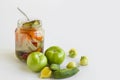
[50,64,60,71]
[66,62,77,69]
[80,56,88,66]
[69,48,77,58]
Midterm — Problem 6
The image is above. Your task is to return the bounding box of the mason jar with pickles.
[15,19,44,62]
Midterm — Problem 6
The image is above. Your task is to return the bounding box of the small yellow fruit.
[40,67,52,78]
[80,56,88,66]
[66,62,77,69]
[69,48,78,58]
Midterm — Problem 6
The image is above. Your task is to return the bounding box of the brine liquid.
[16,48,43,62]
[15,28,44,62]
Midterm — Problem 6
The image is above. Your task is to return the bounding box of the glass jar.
[15,19,44,62]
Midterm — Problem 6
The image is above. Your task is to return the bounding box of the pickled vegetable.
[22,20,40,29]
[15,20,44,62]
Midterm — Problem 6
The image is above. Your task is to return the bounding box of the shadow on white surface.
[0,50,41,80]
[0,50,32,72]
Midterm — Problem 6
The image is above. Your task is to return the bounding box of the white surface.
[0,0,120,80]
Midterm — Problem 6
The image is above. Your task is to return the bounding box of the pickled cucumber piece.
[22,20,40,29]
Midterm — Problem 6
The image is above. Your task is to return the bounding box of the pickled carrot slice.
[17,28,43,51]
[29,31,43,41]
[32,41,37,47]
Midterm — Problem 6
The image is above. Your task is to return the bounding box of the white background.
[0,0,120,80]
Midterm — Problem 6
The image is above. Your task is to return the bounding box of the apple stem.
[17,7,30,21]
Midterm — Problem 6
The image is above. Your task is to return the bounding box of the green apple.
[27,52,47,72]
[45,46,65,64]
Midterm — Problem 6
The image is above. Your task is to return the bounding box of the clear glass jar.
[15,19,44,62]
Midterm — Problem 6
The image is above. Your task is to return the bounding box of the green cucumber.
[22,20,40,29]
[53,67,79,79]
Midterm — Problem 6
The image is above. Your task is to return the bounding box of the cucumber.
[53,67,79,79]
[22,20,40,29]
